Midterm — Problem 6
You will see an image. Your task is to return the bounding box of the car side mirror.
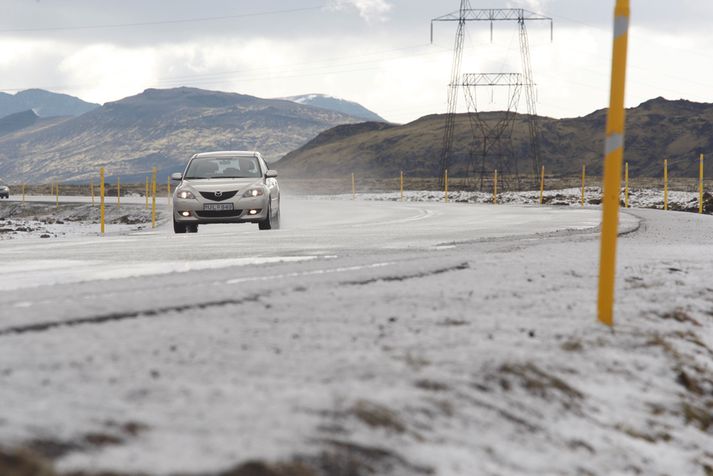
[265,170,278,178]
[171,172,183,181]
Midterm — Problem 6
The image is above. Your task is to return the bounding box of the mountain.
[278,97,713,179]
[0,89,99,119]
[0,87,365,182]
[283,94,386,123]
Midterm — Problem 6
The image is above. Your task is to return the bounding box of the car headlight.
[242,187,264,198]
[177,190,196,199]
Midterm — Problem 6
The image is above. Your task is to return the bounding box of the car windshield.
[184,157,262,179]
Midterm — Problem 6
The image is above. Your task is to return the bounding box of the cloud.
[506,0,552,13]
[328,0,393,23]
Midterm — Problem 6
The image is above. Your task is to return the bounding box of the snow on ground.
[325,187,712,213]
[0,199,160,240]
[0,194,712,476]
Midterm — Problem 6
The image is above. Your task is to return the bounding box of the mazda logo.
[214,191,222,197]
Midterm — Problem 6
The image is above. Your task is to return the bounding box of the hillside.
[0,87,364,182]
[0,89,99,119]
[283,94,386,122]
[278,97,713,179]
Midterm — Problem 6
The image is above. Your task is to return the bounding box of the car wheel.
[173,217,187,234]
[272,200,281,230]
[258,203,273,230]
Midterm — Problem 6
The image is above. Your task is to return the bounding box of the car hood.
[181,178,262,192]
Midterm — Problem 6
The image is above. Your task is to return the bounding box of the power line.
[0,5,325,33]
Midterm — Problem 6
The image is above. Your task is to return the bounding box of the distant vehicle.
[0,180,9,199]
[171,151,280,233]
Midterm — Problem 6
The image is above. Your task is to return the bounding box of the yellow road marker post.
[699,154,704,214]
[351,173,355,200]
[400,170,404,202]
[444,169,449,203]
[539,165,545,204]
[664,159,668,211]
[581,164,586,207]
[151,167,157,228]
[145,176,149,209]
[167,176,171,206]
[597,0,630,327]
[624,162,629,208]
[100,168,105,235]
[493,169,498,204]
[117,177,121,209]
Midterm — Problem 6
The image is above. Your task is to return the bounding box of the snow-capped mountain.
[282,94,386,123]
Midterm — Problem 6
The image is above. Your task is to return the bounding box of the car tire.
[272,200,281,230]
[173,217,187,234]
[258,203,274,230]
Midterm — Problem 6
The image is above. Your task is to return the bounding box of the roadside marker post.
[581,164,586,207]
[400,171,404,202]
[351,173,355,200]
[539,165,545,204]
[145,177,149,209]
[664,159,668,211]
[624,162,629,208]
[493,169,498,204]
[444,169,449,203]
[151,167,157,229]
[117,177,121,209]
[100,168,105,235]
[597,0,630,327]
[699,154,704,214]
[167,176,171,206]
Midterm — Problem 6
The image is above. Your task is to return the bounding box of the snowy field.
[0,194,712,476]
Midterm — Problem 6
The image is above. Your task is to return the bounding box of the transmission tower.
[431,6,553,186]
[461,73,526,191]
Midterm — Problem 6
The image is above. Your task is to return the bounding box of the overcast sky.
[1,0,712,123]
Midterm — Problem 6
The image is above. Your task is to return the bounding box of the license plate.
[203,203,234,211]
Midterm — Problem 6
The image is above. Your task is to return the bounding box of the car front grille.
[195,210,243,218]
[199,191,238,202]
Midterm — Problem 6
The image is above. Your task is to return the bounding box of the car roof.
[192,151,262,159]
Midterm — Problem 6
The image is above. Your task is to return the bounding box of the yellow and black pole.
[699,154,704,214]
[400,170,404,202]
[151,167,157,228]
[624,162,629,208]
[597,0,630,327]
[100,168,105,235]
[664,159,668,211]
[581,164,586,207]
[444,169,449,203]
[493,169,498,204]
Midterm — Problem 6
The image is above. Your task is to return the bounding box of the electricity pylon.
[431,5,553,185]
[461,73,527,191]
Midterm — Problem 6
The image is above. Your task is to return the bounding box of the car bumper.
[173,196,269,224]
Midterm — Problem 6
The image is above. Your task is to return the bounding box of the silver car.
[0,180,9,199]
[171,151,280,233]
